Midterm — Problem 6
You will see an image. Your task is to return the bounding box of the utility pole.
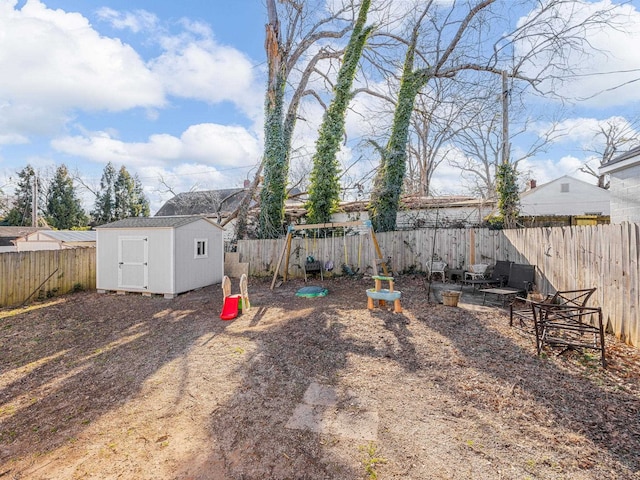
[501,70,510,165]
[32,173,38,227]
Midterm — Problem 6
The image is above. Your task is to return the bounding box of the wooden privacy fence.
[0,248,96,308]
[237,223,640,347]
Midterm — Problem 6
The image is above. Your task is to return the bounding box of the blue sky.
[1,0,640,214]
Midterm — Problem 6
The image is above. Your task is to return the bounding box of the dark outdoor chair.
[510,288,597,333]
[480,263,535,306]
[463,260,511,291]
[532,302,606,367]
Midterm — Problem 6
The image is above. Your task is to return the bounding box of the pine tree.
[6,165,38,226]
[114,166,149,219]
[131,174,150,217]
[92,164,149,225]
[45,164,88,229]
[91,162,117,225]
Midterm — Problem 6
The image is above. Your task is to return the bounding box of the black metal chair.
[532,302,606,367]
[463,260,511,291]
[480,263,535,306]
[510,288,597,333]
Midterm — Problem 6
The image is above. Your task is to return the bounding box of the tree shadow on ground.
[0,288,228,465]
[418,304,640,474]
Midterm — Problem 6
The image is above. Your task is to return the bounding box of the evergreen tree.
[45,164,88,229]
[131,174,150,217]
[114,166,149,219]
[6,165,38,226]
[91,162,117,225]
[92,163,149,225]
[305,0,372,225]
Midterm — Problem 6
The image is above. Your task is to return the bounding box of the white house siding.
[329,205,491,228]
[609,163,640,223]
[15,241,60,251]
[173,219,224,294]
[96,228,174,294]
[519,176,610,216]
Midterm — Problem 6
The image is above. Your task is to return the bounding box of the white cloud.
[96,7,158,33]
[150,21,262,119]
[0,1,263,145]
[0,0,164,113]
[51,123,260,169]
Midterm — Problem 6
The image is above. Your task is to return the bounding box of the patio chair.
[463,260,511,291]
[480,263,535,306]
[532,302,606,367]
[425,260,447,282]
[510,288,596,334]
[464,264,490,281]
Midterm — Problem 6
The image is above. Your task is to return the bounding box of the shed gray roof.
[40,231,96,242]
[96,216,217,229]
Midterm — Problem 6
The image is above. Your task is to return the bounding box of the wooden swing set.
[270,220,389,289]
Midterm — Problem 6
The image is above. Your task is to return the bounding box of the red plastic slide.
[220,294,240,320]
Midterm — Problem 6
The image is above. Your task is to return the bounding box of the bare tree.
[580,117,640,188]
[405,80,474,196]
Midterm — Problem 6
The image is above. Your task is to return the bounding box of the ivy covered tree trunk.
[256,0,352,238]
[258,76,288,238]
[258,1,288,238]
[305,0,372,225]
[368,31,430,232]
[496,162,520,229]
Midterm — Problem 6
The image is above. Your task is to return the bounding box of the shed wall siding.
[610,164,640,224]
[174,219,224,293]
[97,228,174,293]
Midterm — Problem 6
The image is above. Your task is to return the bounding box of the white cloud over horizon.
[0,0,263,142]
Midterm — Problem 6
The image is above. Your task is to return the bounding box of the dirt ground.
[1,275,640,480]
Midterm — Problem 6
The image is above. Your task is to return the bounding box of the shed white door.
[118,236,148,289]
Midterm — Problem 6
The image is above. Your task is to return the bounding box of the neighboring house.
[0,227,50,252]
[14,230,96,251]
[155,187,254,242]
[518,175,610,217]
[323,195,496,229]
[600,146,640,224]
[155,187,256,219]
[95,216,224,298]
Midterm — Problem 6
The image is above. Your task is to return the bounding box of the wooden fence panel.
[238,223,640,347]
[0,248,96,308]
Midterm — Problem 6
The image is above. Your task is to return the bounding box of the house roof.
[0,226,50,237]
[155,188,251,217]
[96,216,222,229]
[285,195,491,215]
[600,145,640,174]
[0,227,50,246]
[36,231,96,242]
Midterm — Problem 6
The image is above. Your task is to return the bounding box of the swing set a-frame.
[270,220,389,289]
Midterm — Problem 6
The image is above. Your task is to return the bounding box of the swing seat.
[305,260,322,272]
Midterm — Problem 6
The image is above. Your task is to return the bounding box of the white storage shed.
[96,216,224,298]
